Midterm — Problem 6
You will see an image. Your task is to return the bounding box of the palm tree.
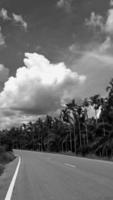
[66,100,84,151]
[60,104,76,153]
[82,99,89,145]
[61,99,85,154]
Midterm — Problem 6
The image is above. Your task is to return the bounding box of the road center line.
[5,155,21,200]
[64,163,76,168]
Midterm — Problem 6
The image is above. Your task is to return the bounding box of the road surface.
[11,150,113,200]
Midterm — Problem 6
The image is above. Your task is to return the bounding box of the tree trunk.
[73,124,76,154]
[102,119,106,137]
[69,129,72,152]
[85,123,89,145]
[78,118,82,149]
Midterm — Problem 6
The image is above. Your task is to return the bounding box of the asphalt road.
[11,150,113,200]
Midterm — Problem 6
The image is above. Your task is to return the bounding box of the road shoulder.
[0,156,18,200]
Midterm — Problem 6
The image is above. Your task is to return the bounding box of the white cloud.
[110,0,113,6]
[57,0,73,13]
[0,8,28,31]
[68,39,113,99]
[68,44,79,53]
[0,52,86,119]
[87,105,101,119]
[105,9,113,34]
[0,64,9,83]
[0,26,5,46]
[0,109,38,129]
[12,13,28,31]
[0,8,10,20]
[85,8,113,35]
[83,51,113,65]
[85,12,104,31]
[98,36,111,52]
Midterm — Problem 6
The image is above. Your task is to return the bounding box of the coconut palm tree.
[82,99,89,145]
[60,104,76,153]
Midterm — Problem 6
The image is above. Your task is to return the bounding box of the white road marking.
[5,156,21,200]
[64,163,76,168]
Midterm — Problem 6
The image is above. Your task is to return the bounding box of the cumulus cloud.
[85,7,113,60]
[57,0,73,13]
[0,64,9,83]
[12,13,28,31]
[105,9,113,34]
[83,51,113,66]
[0,53,86,118]
[0,26,5,46]
[68,44,79,53]
[110,0,113,6]
[67,32,113,98]
[0,109,38,129]
[98,36,111,52]
[0,8,28,31]
[0,8,10,20]
[85,8,113,35]
[85,12,104,31]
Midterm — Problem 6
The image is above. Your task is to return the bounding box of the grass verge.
[0,146,16,176]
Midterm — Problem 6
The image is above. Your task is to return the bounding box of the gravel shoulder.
[0,154,18,200]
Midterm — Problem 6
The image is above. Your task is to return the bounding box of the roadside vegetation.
[0,145,15,175]
[1,78,113,160]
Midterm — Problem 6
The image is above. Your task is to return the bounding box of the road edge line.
[5,155,21,200]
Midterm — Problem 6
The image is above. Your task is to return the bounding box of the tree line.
[1,78,113,158]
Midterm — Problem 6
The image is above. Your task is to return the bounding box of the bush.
[0,146,5,153]
[0,148,15,176]
[4,143,13,152]
[0,152,15,164]
[0,164,4,175]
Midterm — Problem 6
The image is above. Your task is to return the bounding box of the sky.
[0,0,113,128]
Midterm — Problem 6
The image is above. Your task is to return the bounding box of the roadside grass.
[0,146,16,176]
[0,152,18,200]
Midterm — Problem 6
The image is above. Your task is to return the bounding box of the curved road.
[11,150,113,200]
